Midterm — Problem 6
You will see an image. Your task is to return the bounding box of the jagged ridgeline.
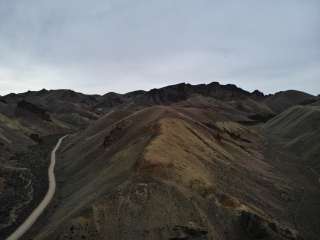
[0,82,319,240]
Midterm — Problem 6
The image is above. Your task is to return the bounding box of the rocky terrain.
[0,82,319,240]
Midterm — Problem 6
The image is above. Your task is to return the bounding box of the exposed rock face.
[252,90,265,99]
[134,82,254,106]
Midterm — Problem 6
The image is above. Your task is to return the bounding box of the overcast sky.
[0,0,319,95]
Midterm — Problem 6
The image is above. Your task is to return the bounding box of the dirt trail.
[6,135,68,240]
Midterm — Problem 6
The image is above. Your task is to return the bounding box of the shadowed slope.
[264,105,320,240]
[265,105,320,167]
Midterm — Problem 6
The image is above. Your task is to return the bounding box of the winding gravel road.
[6,135,68,240]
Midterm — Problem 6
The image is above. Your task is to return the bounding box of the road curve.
[7,135,68,240]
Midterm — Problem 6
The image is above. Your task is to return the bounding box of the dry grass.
[141,117,265,196]
[142,117,217,194]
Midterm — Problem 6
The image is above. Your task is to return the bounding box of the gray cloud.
[0,0,319,95]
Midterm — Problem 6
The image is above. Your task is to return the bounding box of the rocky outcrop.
[133,82,255,106]
[240,211,302,240]
[251,90,265,99]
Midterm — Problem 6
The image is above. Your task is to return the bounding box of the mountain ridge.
[0,81,319,240]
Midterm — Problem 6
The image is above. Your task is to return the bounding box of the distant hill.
[263,90,316,113]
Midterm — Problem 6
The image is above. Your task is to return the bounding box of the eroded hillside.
[0,83,318,240]
[30,104,311,240]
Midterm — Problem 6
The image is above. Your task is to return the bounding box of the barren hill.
[0,82,319,240]
[31,106,301,240]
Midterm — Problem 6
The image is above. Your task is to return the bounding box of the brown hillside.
[30,106,302,240]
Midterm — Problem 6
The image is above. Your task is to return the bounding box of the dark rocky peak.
[20,89,47,97]
[251,90,265,98]
[102,92,122,98]
[39,88,49,94]
[251,90,265,101]
[206,82,251,98]
[124,90,146,98]
[135,82,253,105]
[97,92,125,108]
[49,89,84,100]
[138,83,192,105]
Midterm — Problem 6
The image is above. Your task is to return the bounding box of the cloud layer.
[0,0,319,95]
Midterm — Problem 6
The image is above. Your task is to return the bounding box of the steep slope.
[264,105,320,240]
[265,105,320,172]
[29,106,302,240]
